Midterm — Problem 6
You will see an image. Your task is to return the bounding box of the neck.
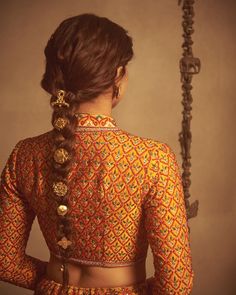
[76,94,113,117]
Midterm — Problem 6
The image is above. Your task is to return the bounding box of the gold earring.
[115,86,121,98]
[51,90,70,108]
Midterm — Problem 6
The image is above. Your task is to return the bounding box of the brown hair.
[41,13,133,293]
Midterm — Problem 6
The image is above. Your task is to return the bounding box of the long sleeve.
[144,142,194,294]
[0,140,48,290]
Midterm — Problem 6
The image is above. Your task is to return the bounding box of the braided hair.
[40,13,133,294]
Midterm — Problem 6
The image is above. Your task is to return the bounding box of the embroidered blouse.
[0,112,194,293]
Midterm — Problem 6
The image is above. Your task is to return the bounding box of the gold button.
[53,117,68,130]
[57,205,68,216]
[57,236,72,249]
[52,181,68,197]
[53,148,69,164]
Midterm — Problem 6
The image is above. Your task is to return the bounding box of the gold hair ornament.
[53,181,68,197]
[57,236,72,249]
[54,148,69,164]
[51,90,70,108]
[53,117,68,130]
[57,204,68,216]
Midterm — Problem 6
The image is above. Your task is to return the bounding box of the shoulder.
[1,130,53,180]
[119,128,174,156]
[118,129,179,174]
[14,130,54,159]
[120,130,182,189]
[19,130,53,146]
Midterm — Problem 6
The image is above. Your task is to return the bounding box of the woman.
[0,13,194,295]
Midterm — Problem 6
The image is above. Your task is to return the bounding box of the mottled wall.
[0,0,235,294]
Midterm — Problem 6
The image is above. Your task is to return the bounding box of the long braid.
[50,90,80,293]
[41,13,134,293]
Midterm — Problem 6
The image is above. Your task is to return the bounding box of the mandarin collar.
[74,112,118,128]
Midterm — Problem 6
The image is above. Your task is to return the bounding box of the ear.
[116,66,124,80]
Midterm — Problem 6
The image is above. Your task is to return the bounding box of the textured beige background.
[0,1,236,294]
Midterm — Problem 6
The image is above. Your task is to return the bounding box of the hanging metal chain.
[178,0,200,220]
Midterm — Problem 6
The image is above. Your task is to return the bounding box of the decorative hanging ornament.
[51,90,70,108]
[60,264,64,272]
[178,0,200,221]
[54,148,69,164]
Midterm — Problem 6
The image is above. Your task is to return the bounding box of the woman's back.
[0,13,194,294]
[16,112,157,266]
[0,112,194,294]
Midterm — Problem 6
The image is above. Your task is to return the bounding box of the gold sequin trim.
[53,117,68,130]
[57,236,72,249]
[54,148,69,164]
[53,181,68,197]
[57,205,68,216]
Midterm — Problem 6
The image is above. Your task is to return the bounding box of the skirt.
[34,275,155,295]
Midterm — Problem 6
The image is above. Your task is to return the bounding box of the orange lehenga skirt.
[34,275,155,295]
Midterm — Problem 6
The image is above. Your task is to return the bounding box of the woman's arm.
[144,142,194,294]
[0,140,48,290]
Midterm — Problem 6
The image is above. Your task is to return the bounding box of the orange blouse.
[0,112,194,293]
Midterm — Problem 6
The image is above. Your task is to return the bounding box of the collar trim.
[75,112,118,129]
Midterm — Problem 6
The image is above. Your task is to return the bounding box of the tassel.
[60,260,69,295]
